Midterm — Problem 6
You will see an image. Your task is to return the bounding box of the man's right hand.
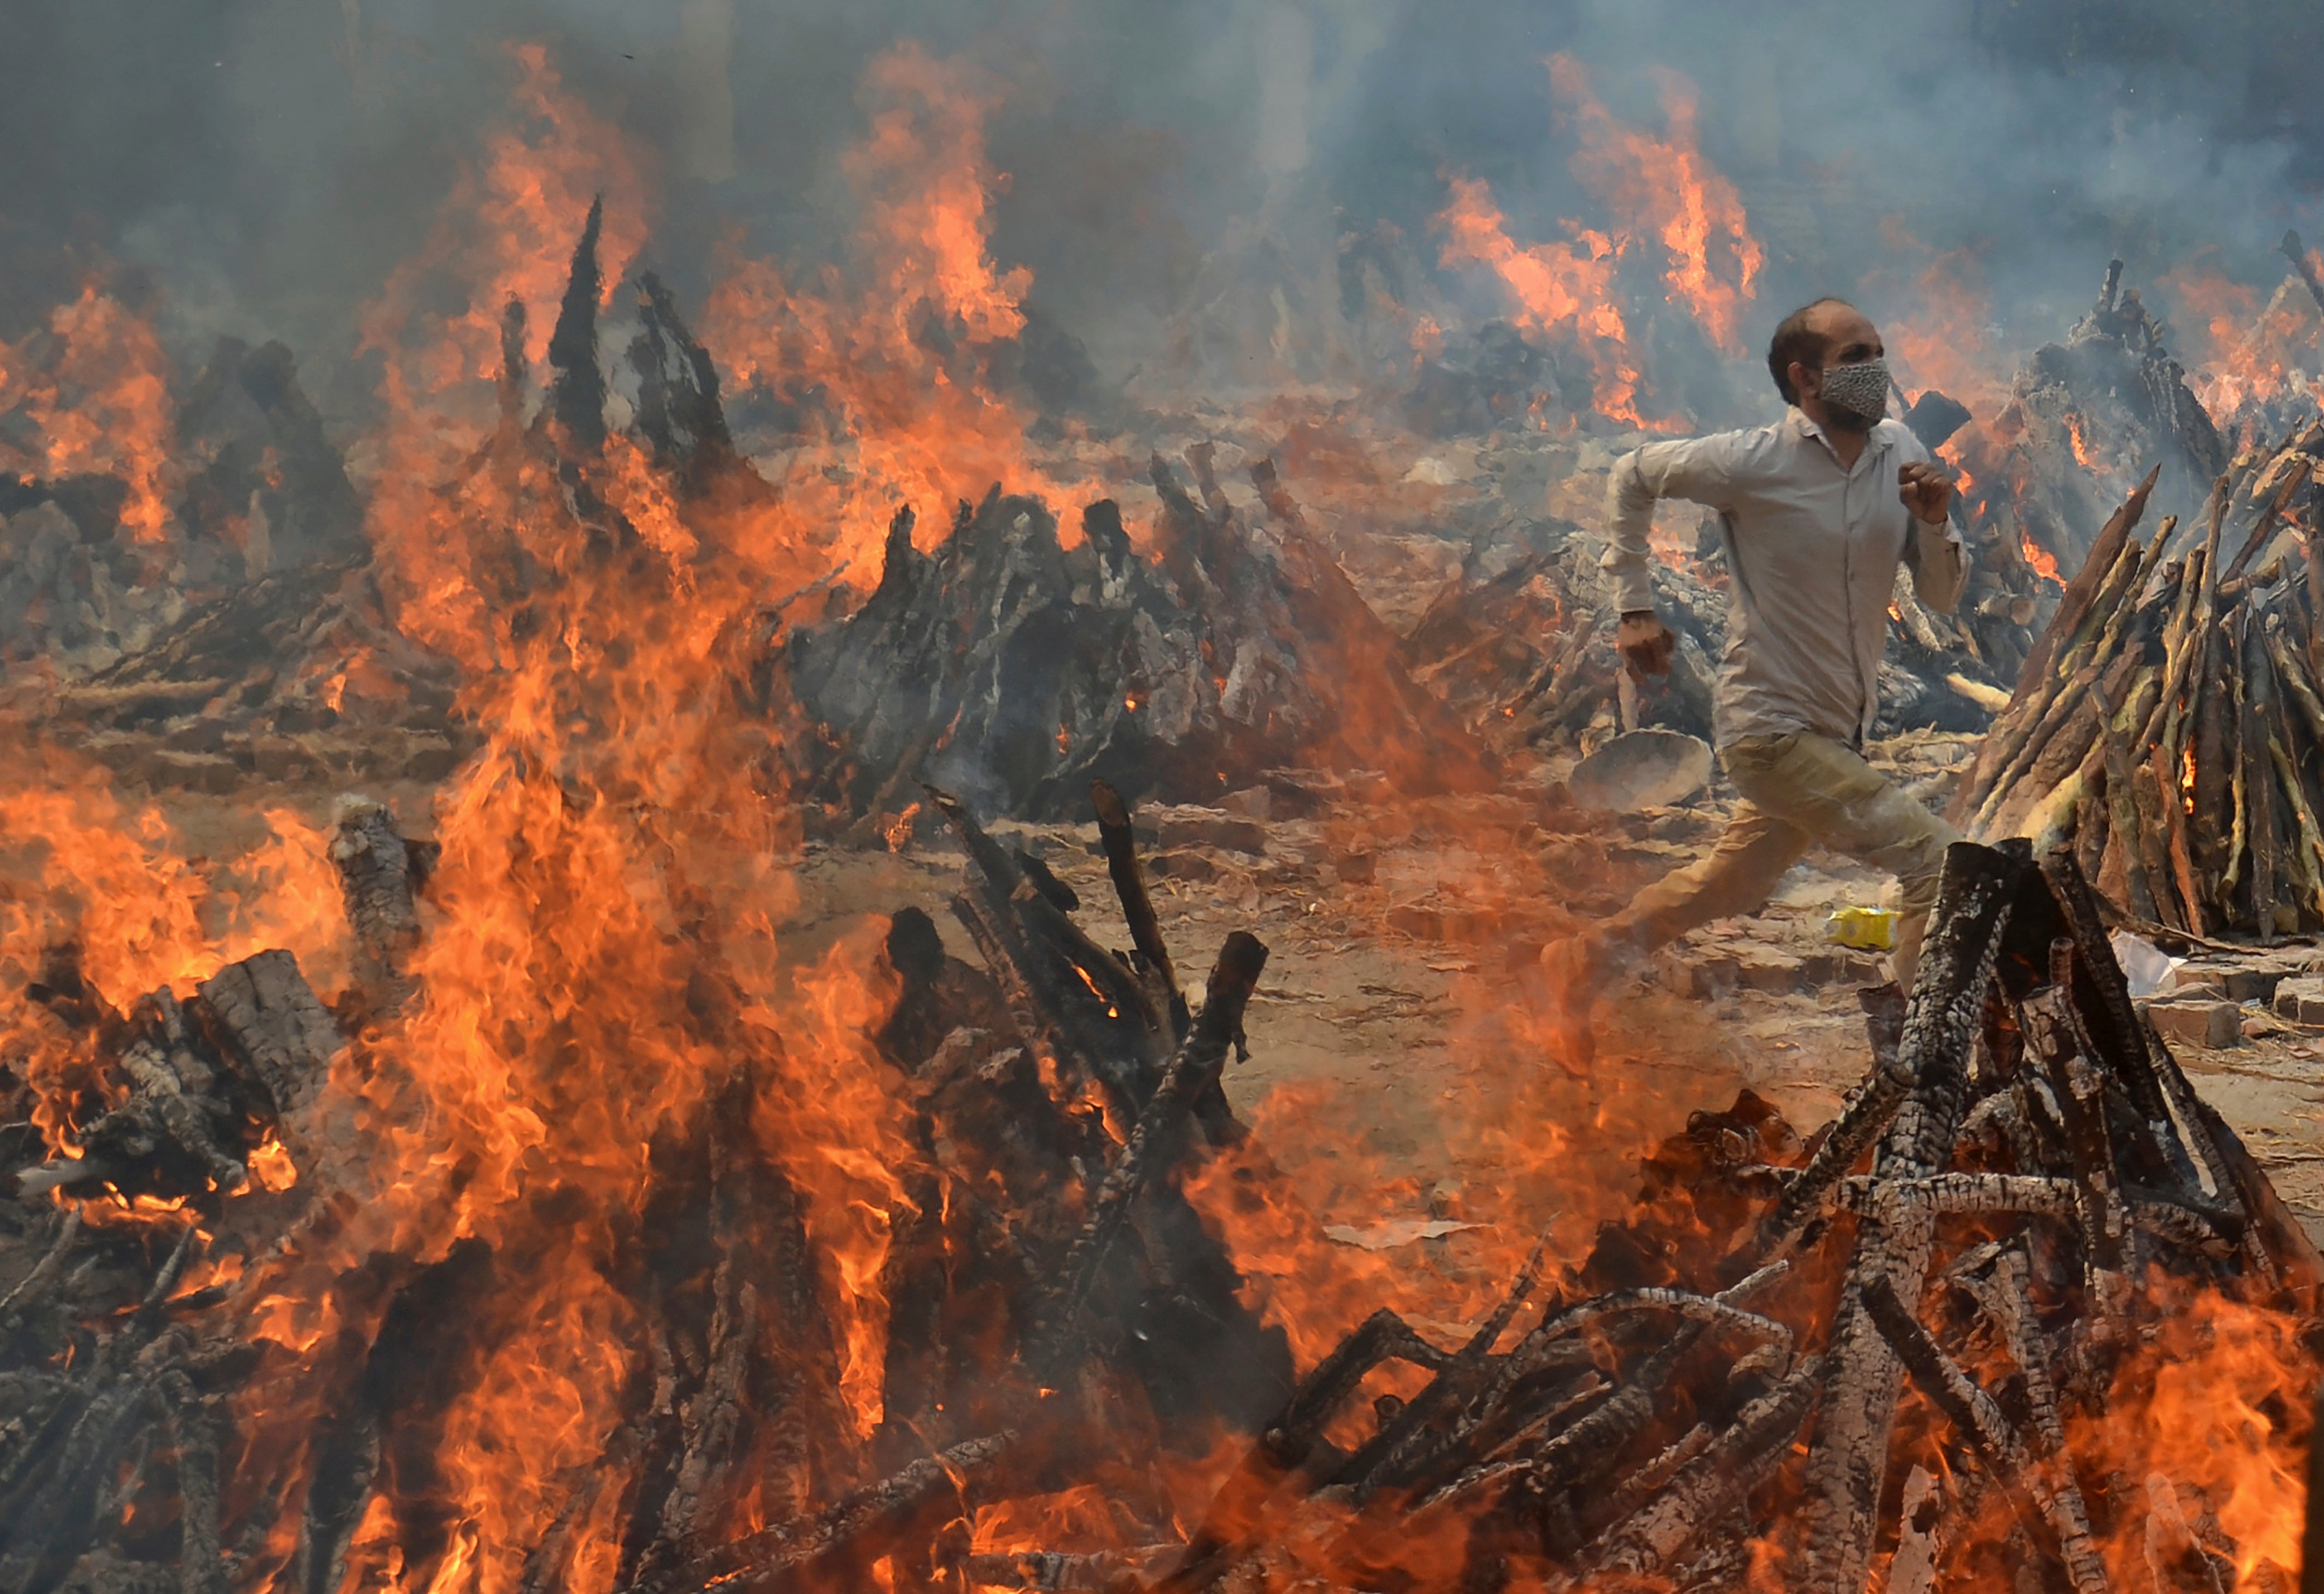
[1616,611,1676,680]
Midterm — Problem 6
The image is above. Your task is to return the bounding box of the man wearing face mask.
[1533,298,1966,1065]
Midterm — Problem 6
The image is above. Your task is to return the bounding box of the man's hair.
[1766,298,1854,404]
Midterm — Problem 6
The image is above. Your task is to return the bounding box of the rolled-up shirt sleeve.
[1904,514,1968,615]
[1601,435,1742,613]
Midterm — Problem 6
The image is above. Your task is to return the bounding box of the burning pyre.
[2,30,2324,1594]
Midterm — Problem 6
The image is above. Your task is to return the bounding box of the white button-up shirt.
[1602,409,1967,747]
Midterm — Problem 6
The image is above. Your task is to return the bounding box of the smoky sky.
[4,0,2321,419]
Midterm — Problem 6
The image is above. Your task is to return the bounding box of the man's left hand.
[1899,461,1956,523]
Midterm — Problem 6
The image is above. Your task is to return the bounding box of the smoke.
[2,0,2320,427]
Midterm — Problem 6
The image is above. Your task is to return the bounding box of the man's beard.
[1822,404,1875,434]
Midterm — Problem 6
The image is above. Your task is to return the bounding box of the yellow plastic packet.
[1825,906,1898,951]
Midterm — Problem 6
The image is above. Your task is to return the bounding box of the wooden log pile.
[1954,419,2324,939]
[27,558,472,791]
[0,776,1302,1594]
[5,806,2313,1593]
[1950,260,2229,580]
[0,330,368,680]
[1124,841,2321,1593]
[775,446,1494,826]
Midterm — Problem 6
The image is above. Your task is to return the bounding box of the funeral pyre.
[4,713,2320,1594]
[1956,417,2324,940]
[4,34,2324,1594]
[0,219,2317,1594]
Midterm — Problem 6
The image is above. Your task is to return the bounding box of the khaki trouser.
[1607,731,1962,991]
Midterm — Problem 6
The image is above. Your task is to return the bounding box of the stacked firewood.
[776,447,1494,826]
[1954,418,2324,938]
[7,817,2312,1592]
[1134,841,2320,1593]
[0,778,1297,1593]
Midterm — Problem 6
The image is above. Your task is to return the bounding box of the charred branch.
[548,196,608,453]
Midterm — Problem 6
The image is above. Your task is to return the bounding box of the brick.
[2224,966,2292,1004]
[1154,809,1267,856]
[2144,999,2244,1050]
[2275,977,2324,1025]
[1660,953,1740,1002]
[1736,950,1805,994]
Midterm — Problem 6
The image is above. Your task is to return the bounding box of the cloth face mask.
[1818,357,1891,421]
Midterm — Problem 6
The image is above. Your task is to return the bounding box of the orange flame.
[1549,55,1762,353]
[1436,58,1758,427]
[2160,258,2321,423]
[0,283,176,545]
[2021,531,2065,588]
[2064,409,2101,472]
[702,45,1086,573]
[1435,175,1647,428]
[356,42,650,442]
[1871,224,2008,421]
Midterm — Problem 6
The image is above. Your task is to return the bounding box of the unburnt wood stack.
[1954,418,2324,938]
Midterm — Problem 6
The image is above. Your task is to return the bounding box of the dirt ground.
[141,727,2324,1309]
[766,731,2324,1257]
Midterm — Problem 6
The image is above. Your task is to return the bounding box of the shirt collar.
[1787,406,1889,475]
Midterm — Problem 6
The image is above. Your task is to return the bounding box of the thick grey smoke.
[2,0,2318,420]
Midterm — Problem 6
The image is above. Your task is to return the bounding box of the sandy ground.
[141,733,2324,1291]
[767,743,2324,1257]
